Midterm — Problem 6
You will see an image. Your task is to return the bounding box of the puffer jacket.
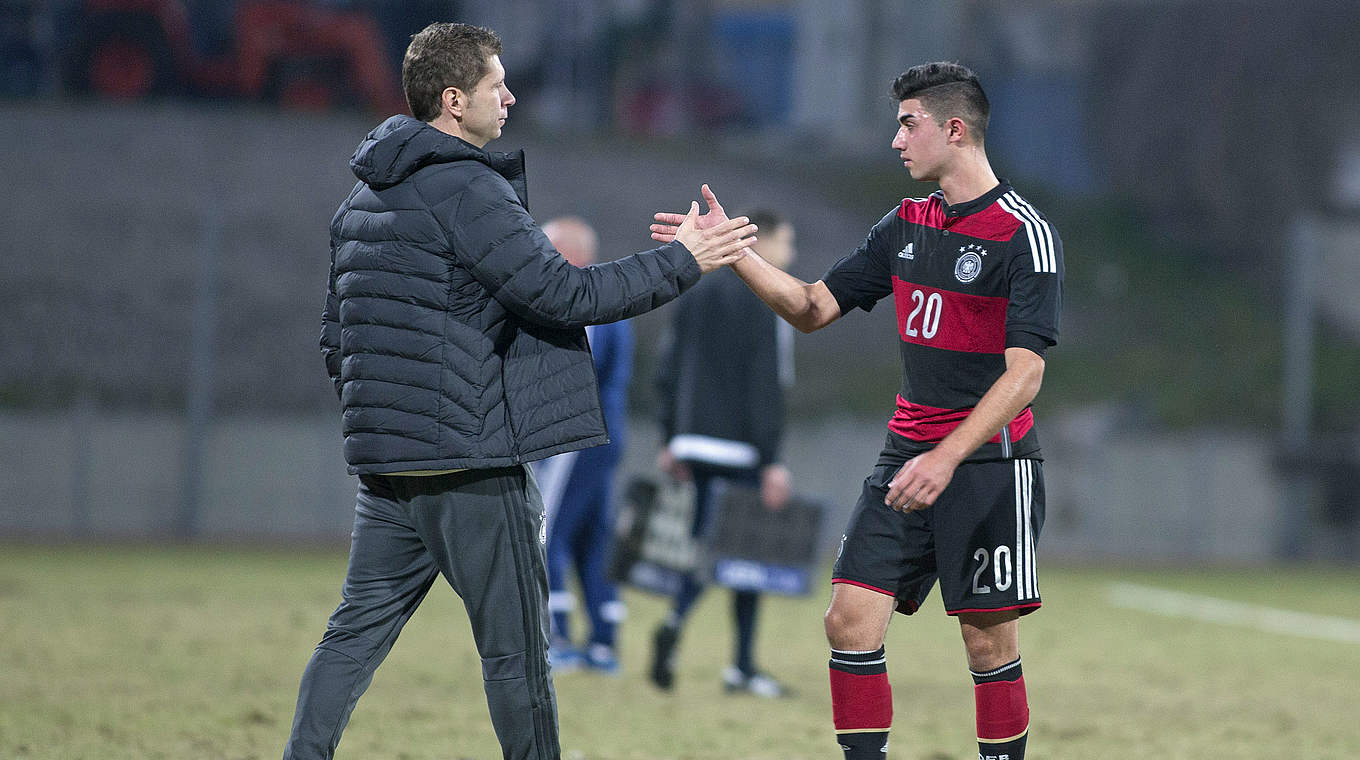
[321,115,700,474]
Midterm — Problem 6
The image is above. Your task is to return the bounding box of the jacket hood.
[349,115,528,205]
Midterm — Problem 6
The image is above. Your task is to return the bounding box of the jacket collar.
[350,115,529,208]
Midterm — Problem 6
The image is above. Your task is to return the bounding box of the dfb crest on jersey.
[954,244,986,283]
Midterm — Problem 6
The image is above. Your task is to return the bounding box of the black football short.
[832,446,1045,616]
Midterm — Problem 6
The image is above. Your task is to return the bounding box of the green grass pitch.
[1,545,1357,759]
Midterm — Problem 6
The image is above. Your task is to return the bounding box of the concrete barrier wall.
[0,410,1310,563]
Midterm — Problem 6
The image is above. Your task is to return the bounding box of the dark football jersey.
[822,181,1063,462]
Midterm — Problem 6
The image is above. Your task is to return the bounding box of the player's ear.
[946,116,968,144]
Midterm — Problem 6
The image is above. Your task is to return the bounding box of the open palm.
[651,184,730,242]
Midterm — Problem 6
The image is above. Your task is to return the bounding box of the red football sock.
[829,647,891,759]
[972,658,1028,760]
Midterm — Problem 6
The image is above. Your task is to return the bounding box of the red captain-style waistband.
[887,396,1033,444]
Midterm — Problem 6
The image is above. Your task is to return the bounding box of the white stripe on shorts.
[1013,460,1024,599]
[1023,460,1037,600]
[1013,460,1038,601]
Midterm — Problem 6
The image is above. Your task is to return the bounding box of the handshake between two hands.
[651,184,757,274]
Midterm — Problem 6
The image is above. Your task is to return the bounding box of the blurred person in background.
[651,63,1063,760]
[282,21,758,760]
[650,208,797,698]
[531,216,631,675]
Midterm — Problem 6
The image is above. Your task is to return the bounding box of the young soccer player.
[650,62,1063,760]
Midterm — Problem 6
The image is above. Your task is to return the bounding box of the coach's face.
[891,98,947,182]
[459,54,515,148]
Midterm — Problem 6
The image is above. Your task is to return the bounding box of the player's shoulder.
[991,185,1062,273]
[867,193,939,237]
[894,192,942,221]
[992,186,1059,233]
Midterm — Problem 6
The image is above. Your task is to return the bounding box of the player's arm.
[651,184,842,332]
[728,251,842,333]
[884,347,1045,511]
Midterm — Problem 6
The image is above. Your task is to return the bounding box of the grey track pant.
[282,466,560,760]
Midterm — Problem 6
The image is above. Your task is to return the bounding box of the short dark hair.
[745,208,786,235]
[890,62,989,143]
[402,23,502,122]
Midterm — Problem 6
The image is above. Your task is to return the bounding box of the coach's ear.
[443,87,464,119]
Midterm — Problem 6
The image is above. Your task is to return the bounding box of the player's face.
[459,55,515,148]
[891,98,948,181]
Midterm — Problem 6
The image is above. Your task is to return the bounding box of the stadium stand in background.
[60,0,406,113]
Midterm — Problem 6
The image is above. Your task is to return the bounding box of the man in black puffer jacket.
[282,23,758,760]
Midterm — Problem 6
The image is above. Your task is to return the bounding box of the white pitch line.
[1108,582,1360,644]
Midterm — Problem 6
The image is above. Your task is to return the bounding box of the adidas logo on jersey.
[897,242,914,259]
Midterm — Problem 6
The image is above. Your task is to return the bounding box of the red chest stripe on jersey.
[899,198,1022,242]
[888,396,1034,444]
[892,277,1008,354]
[899,197,942,224]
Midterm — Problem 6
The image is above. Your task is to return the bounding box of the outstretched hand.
[671,194,756,273]
[651,183,731,243]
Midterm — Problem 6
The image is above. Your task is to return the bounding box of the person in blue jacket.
[532,217,633,674]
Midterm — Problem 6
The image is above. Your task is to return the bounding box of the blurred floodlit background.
[1,0,1359,564]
